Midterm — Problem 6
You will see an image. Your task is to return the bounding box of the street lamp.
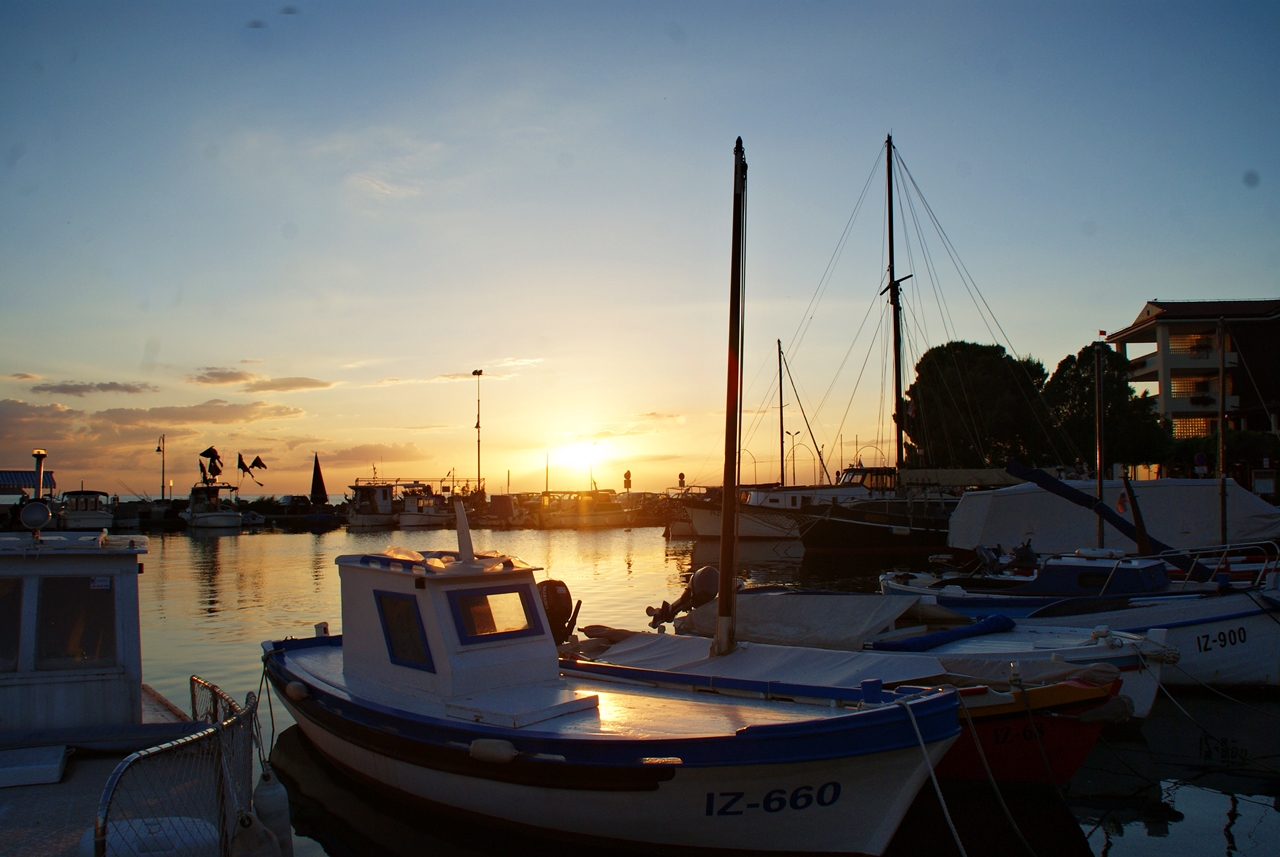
[785,431,799,486]
[740,449,758,485]
[155,435,165,502]
[472,370,483,497]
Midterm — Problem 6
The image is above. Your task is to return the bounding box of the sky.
[1,2,1277,498]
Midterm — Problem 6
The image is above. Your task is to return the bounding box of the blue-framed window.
[446,584,544,645]
[373,590,435,672]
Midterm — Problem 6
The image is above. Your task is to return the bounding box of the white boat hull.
[185,510,243,528]
[346,512,398,527]
[61,510,115,531]
[685,505,800,540]
[398,512,451,528]
[283,695,950,855]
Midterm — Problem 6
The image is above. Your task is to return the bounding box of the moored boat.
[57,489,114,531]
[345,478,400,527]
[179,481,242,529]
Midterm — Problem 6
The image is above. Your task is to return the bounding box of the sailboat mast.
[714,137,747,657]
[778,339,785,486]
[886,134,905,471]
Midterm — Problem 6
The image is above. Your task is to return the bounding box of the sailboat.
[260,139,960,854]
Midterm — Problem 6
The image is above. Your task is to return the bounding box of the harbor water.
[137,528,1280,856]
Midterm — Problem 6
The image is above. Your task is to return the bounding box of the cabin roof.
[336,549,539,577]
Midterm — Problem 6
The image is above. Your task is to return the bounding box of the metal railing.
[92,676,257,857]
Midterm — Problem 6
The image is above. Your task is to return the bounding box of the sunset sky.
[2,2,1276,498]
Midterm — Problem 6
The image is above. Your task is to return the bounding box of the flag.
[238,453,263,486]
[199,460,208,483]
[249,456,267,470]
[209,458,222,478]
[1116,491,1129,514]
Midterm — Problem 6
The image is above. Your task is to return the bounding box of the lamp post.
[155,435,165,502]
[785,431,799,486]
[740,449,758,485]
[472,370,483,497]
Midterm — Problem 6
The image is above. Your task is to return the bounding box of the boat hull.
[684,502,799,540]
[280,692,950,855]
[346,512,398,527]
[798,501,955,555]
[185,511,243,528]
[398,512,451,528]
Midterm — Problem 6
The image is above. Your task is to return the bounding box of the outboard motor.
[645,566,720,628]
[537,579,582,645]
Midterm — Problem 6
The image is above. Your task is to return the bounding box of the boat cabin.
[189,483,235,513]
[61,490,110,514]
[348,483,397,515]
[339,546,563,699]
[0,533,146,731]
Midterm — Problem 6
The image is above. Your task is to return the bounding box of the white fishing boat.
[57,489,114,531]
[179,481,242,529]
[346,478,400,527]
[262,504,960,854]
[399,483,454,528]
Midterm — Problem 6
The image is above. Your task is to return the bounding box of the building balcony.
[1127,350,1237,382]
[1165,395,1240,415]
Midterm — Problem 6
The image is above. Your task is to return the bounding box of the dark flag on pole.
[250,456,267,470]
[199,460,209,483]
[238,453,263,487]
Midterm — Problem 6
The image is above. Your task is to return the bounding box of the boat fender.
[253,766,294,857]
[470,738,519,764]
[1089,625,1111,641]
[1078,695,1135,724]
[230,812,282,857]
[284,682,309,702]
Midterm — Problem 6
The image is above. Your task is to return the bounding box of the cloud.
[189,367,258,385]
[399,425,448,431]
[0,398,85,440]
[637,412,680,420]
[9,373,40,381]
[368,377,425,387]
[30,381,160,397]
[93,399,304,426]
[346,173,421,198]
[429,372,514,382]
[280,435,328,451]
[240,358,264,364]
[240,377,335,393]
[323,442,428,464]
[494,357,543,368]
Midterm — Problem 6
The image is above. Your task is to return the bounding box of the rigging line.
[897,156,1080,465]
[1227,321,1278,433]
[896,150,960,343]
[831,302,889,457]
[786,150,882,361]
[782,353,832,484]
[811,281,888,420]
[900,290,988,464]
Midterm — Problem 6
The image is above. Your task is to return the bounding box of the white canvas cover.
[947,478,1280,554]
[675,592,923,651]
[597,631,948,688]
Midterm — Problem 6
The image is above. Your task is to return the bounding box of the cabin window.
[374,591,436,672]
[0,578,21,672]
[447,584,543,645]
[1077,571,1111,590]
[36,576,117,670]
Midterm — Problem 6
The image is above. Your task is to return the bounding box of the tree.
[902,341,1059,468]
[1041,343,1171,469]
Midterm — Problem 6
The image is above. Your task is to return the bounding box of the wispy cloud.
[369,377,426,387]
[31,381,160,397]
[280,435,329,451]
[93,399,304,426]
[9,373,40,381]
[324,442,428,464]
[400,424,448,431]
[494,357,543,369]
[241,377,335,393]
[189,367,258,385]
[240,358,265,364]
[346,173,421,198]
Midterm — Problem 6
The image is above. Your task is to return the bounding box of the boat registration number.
[1195,627,1247,653]
[705,783,841,816]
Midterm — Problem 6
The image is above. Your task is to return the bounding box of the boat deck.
[289,644,867,738]
[0,685,189,857]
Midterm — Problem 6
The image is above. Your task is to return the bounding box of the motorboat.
[346,478,400,527]
[533,490,630,529]
[57,489,114,531]
[261,505,961,854]
[179,481,242,529]
[399,485,453,528]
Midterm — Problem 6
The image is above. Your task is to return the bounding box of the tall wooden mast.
[885,134,905,471]
[778,339,785,486]
[713,137,747,657]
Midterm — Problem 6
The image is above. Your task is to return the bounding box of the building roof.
[1108,299,1280,343]
[0,471,57,491]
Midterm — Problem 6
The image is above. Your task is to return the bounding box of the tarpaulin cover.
[597,631,948,688]
[948,478,1280,554]
[674,591,922,651]
[866,614,1016,652]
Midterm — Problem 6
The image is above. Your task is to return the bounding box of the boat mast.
[885,134,905,473]
[778,339,785,486]
[714,137,747,657]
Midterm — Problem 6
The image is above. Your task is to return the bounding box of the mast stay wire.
[896,161,993,470]
[895,150,1083,466]
[830,302,890,467]
[740,150,882,454]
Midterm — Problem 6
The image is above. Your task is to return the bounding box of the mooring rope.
[898,698,968,857]
[957,694,1038,857]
